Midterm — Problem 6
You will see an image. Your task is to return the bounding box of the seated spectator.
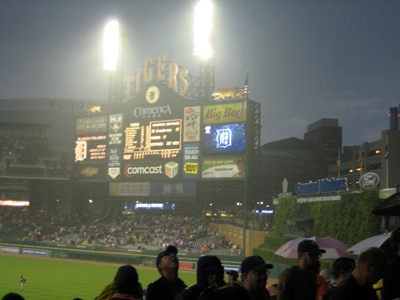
[107,265,142,300]
[241,255,273,300]
[2,293,25,300]
[178,255,225,300]
[226,270,242,286]
[331,257,356,288]
[323,247,388,300]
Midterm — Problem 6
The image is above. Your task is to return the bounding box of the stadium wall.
[210,223,269,256]
[0,241,243,270]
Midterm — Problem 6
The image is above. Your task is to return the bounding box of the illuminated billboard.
[183,106,201,142]
[0,200,30,207]
[75,81,252,183]
[203,123,246,154]
[183,143,200,179]
[109,182,151,196]
[74,116,108,164]
[124,203,176,211]
[76,116,107,135]
[203,103,246,124]
[75,135,107,162]
[109,114,123,145]
[74,164,106,180]
[202,156,246,178]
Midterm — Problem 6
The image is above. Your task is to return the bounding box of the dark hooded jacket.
[176,256,225,300]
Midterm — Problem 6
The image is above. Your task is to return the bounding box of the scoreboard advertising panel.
[74,84,249,183]
[74,116,108,180]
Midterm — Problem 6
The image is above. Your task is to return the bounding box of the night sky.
[1,0,399,146]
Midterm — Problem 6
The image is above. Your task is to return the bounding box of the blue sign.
[296,178,348,195]
[22,248,50,257]
[203,123,246,154]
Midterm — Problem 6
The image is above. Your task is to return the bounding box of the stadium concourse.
[0,209,242,256]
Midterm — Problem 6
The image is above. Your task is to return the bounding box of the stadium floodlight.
[194,0,213,60]
[103,20,119,71]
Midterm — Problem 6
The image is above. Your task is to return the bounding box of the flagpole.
[386,158,389,188]
[337,147,341,179]
[242,71,249,257]
[385,136,389,188]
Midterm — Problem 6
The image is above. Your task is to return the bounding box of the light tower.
[103,19,124,107]
[194,0,215,101]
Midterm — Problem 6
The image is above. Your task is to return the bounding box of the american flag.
[238,72,249,117]
[241,73,249,99]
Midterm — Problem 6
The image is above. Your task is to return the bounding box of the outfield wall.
[0,241,287,279]
[0,242,242,270]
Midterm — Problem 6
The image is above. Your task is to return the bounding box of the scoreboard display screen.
[202,123,246,154]
[75,135,107,162]
[74,116,108,163]
[123,119,182,160]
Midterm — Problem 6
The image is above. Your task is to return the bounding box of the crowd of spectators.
[0,136,52,164]
[0,209,242,255]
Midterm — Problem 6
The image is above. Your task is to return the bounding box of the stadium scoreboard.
[74,57,254,187]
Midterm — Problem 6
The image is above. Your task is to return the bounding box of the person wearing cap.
[277,239,326,300]
[233,158,245,178]
[106,265,143,300]
[177,255,225,300]
[142,245,186,300]
[241,255,274,300]
[324,247,388,300]
[226,270,243,287]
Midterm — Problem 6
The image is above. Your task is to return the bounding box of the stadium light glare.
[194,0,213,60]
[103,20,119,71]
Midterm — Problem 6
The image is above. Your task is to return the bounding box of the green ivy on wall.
[263,234,288,248]
[273,197,301,236]
[310,189,380,246]
[271,189,380,247]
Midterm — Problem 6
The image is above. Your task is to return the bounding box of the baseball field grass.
[0,254,196,300]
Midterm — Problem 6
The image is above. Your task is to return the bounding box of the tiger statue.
[212,87,243,101]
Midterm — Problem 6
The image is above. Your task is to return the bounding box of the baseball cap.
[197,255,224,283]
[237,158,245,164]
[241,255,273,273]
[226,270,239,280]
[298,240,326,254]
[156,245,178,271]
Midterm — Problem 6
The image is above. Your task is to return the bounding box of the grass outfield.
[0,254,196,300]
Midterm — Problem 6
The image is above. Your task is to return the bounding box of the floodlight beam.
[103,20,120,71]
[194,0,213,60]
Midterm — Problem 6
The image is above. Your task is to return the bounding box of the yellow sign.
[184,162,198,174]
[203,103,246,124]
